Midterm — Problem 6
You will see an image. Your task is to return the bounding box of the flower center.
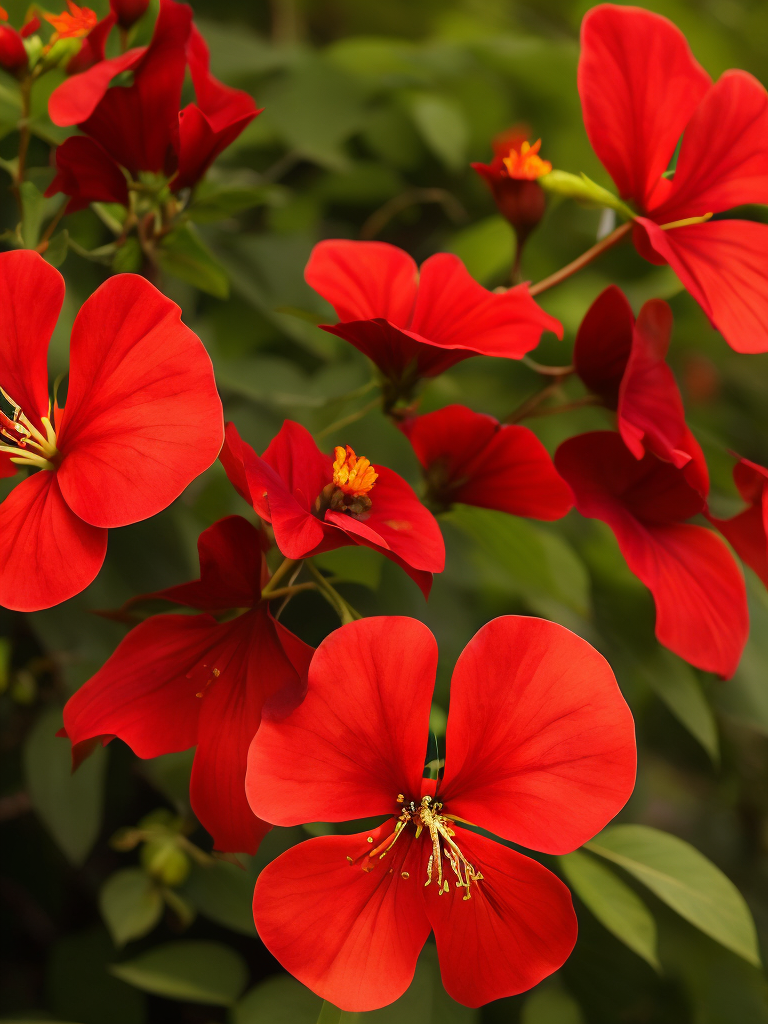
[350,794,483,901]
[502,139,552,181]
[0,389,60,471]
[315,444,377,517]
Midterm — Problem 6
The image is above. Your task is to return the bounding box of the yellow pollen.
[502,139,552,181]
[332,445,377,497]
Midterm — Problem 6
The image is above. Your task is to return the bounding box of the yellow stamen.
[0,388,60,470]
[660,212,713,231]
[332,445,377,497]
[502,139,552,181]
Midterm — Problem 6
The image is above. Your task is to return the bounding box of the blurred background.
[1,0,768,1021]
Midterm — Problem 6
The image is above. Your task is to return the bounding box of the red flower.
[65,11,116,75]
[110,0,150,30]
[46,0,259,207]
[304,240,562,405]
[471,126,549,242]
[44,1,97,39]
[246,615,636,1010]
[573,285,707,488]
[221,420,444,598]
[0,250,223,612]
[555,432,748,678]
[578,4,768,353]
[401,404,572,518]
[62,516,313,854]
[0,22,27,74]
[708,457,768,589]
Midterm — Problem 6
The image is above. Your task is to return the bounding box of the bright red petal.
[261,420,331,513]
[0,250,64,431]
[0,472,106,612]
[708,458,768,588]
[556,432,748,678]
[410,254,562,357]
[56,274,223,529]
[573,285,633,408]
[253,828,430,1012]
[438,616,635,853]
[190,606,312,853]
[618,298,692,467]
[247,617,436,825]
[635,218,768,354]
[651,70,768,219]
[48,46,145,125]
[66,11,116,75]
[405,405,572,519]
[578,4,710,206]
[425,827,577,1006]
[305,240,418,325]
[44,136,129,212]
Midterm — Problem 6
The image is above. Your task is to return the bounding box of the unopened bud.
[109,0,149,30]
[472,133,551,247]
[141,838,191,887]
[0,25,28,75]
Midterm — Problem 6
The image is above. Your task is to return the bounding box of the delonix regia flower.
[221,420,445,598]
[62,516,313,854]
[400,403,573,517]
[556,431,748,679]
[303,239,562,405]
[578,4,768,353]
[0,250,223,612]
[246,615,636,1010]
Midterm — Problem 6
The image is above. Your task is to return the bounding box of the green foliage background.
[1,0,768,1022]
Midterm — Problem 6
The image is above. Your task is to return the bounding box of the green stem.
[524,395,603,419]
[13,74,32,211]
[261,557,300,596]
[316,394,382,441]
[261,582,316,601]
[504,378,565,424]
[316,1002,360,1024]
[528,220,632,297]
[306,563,360,624]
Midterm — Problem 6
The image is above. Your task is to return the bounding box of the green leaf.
[540,170,635,220]
[24,707,107,865]
[446,215,514,285]
[716,575,768,736]
[521,988,584,1024]
[181,860,257,936]
[100,869,164,947]
[20,180,45,248]
[188,185,271,223]
[638,649,719,762]
[560,850,660,969]
[586,825,760,966]
[43,229,69,268]
[112,237,143,274]
[157,223,229,298]
[232,976,322,1024]
[407,93,468,170]
[110,941,249,1006]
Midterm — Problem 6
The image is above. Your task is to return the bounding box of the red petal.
[66,12,116,75]
[438,616,635,853]
[56,274,223,529]
[247,617,437,825]
[44,136,129,213]
[219,421,254,505]
[0,472,106,612]
[425,827,577,1006]
[708,457,768,588]
[410,254,562,357]
[617,298,692,467]
[573,285,633,408]
[578,5,710,207]
[404,404,572,519]
[635,218,768,354]
[734,457,768,504]
[0,250,64,430]
[651,70,768,219]
[556,432,748,677]
[305,240,418,325]
[190,606,312,853]
[261,419,331,513]
[253,828,430,1012]
[48,46,145,125]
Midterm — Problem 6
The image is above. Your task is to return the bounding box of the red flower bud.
[0,24,27,75]
[109,0,150,30]
[20,13,41,37]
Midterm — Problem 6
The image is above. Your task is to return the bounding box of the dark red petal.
[44,136,129,212]
[425,827,577,1006]
[0,250,64,430]
[556,433,748,678]
[305,240,418,325]
[48,46,145,125]
[651,70,768,219]
[190,607,311,854]
[438,616,635,853]
[410,254,562,356]
[66,12,116,75]
[247,617,437,825]
[0,472,107,612]
[110,0,150,31]
[634,218,768,355]
[56,274,223,529]
[578,4,710,207]
[320,319,472,382]
[617,299,692,468]
[572,285,633,408]
[219,421,253,505]
[253,828,430,1012]
[709,502,768,590]
[734,457,768,505]
[405,404,572,519]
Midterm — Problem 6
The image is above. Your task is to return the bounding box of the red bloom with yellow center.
[62,516,313,854]
[246,615,636,1010]
[44,1,97,39]
[578,4,768,353]
[0,250,223,612]
[221,420,444,597]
